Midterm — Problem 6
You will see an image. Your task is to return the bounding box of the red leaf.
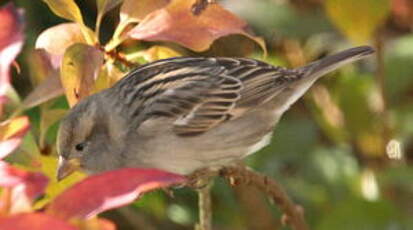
[128,0,266,52]
[47,168,186,220]
[0,213,77,230]
[0,162,48,200]
[0,3,24,112]
[0,162,48,213]
[0,116,30,159]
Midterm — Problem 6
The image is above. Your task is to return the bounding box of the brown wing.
[111,57,303,136]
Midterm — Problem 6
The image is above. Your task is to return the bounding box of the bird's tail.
[300,46,375,78]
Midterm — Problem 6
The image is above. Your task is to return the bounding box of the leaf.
[142,45,182,62]
[0,162,48,213]
[23,49,64,109]
[97,0,123,16]
[60,43,104,106]
[96,0,123,36]
[94,62,125,91]
[128,0,266,53]
[0,3,24,113]
[0,213,77,230]
[42,0,83,22]
[46,168,186,220]
[41,0,96,44]
[34,156,86,210]
[0,116,30,159]
[325,0,390,43]
[120,0,170,23]
[35,23,87,58]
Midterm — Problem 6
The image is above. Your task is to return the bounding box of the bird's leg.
[195,176,213,230]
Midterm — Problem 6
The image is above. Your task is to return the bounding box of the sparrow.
[56,46,374,180]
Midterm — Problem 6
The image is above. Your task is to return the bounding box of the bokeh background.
[6,0,413,229]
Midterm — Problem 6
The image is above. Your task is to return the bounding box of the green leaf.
[325,0,390,43]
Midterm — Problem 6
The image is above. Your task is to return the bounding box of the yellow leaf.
[325,0,390,44]
[143,45,182,62]
[34,156,86,209]
[0,116,29,140]
[60,43,104,107]
[41,0,96,44]
[0,116,30,159]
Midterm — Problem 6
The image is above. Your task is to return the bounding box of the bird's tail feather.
[300,46,375,78]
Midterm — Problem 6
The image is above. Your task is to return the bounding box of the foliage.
[0,0,412,229]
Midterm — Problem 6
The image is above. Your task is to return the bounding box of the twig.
[219,165,309,230]
[96,45,137,68]
[186,165,310,230]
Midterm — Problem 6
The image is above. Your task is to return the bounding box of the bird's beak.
[56,156,80,181]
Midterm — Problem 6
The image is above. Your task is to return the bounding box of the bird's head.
[56,95,124,181]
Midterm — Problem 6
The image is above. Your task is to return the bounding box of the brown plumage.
[56,46,374,179]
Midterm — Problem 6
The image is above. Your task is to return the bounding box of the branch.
[219,165,309,230]
[186,165,310,230]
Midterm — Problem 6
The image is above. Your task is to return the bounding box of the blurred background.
[9,0,413,229]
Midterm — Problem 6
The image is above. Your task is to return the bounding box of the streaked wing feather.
[112,56,303,136]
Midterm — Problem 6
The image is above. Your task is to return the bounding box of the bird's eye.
[75,143,85,151]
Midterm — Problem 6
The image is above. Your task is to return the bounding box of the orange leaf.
[0,116,30,159]
[60,43,104,106]
[47,168,186,220]
[128,0,266,53]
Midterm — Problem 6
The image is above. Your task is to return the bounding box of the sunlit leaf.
[34,156,86,210]
[128,45,182,62]
[325,0,390,43]
[42,0,82,22]
[95,62,125,91]
[128,0,266,53]
[120,0,170,23]
[0,162,48,213]
[35,23,89,66]
[0,213,77,230]
[0,117,30,159]
[60,43,104,106]
[46,168,186,220]
[0,3,24,114]
[41,0,96,44]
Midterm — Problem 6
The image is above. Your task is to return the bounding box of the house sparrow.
[56,46,374,180]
